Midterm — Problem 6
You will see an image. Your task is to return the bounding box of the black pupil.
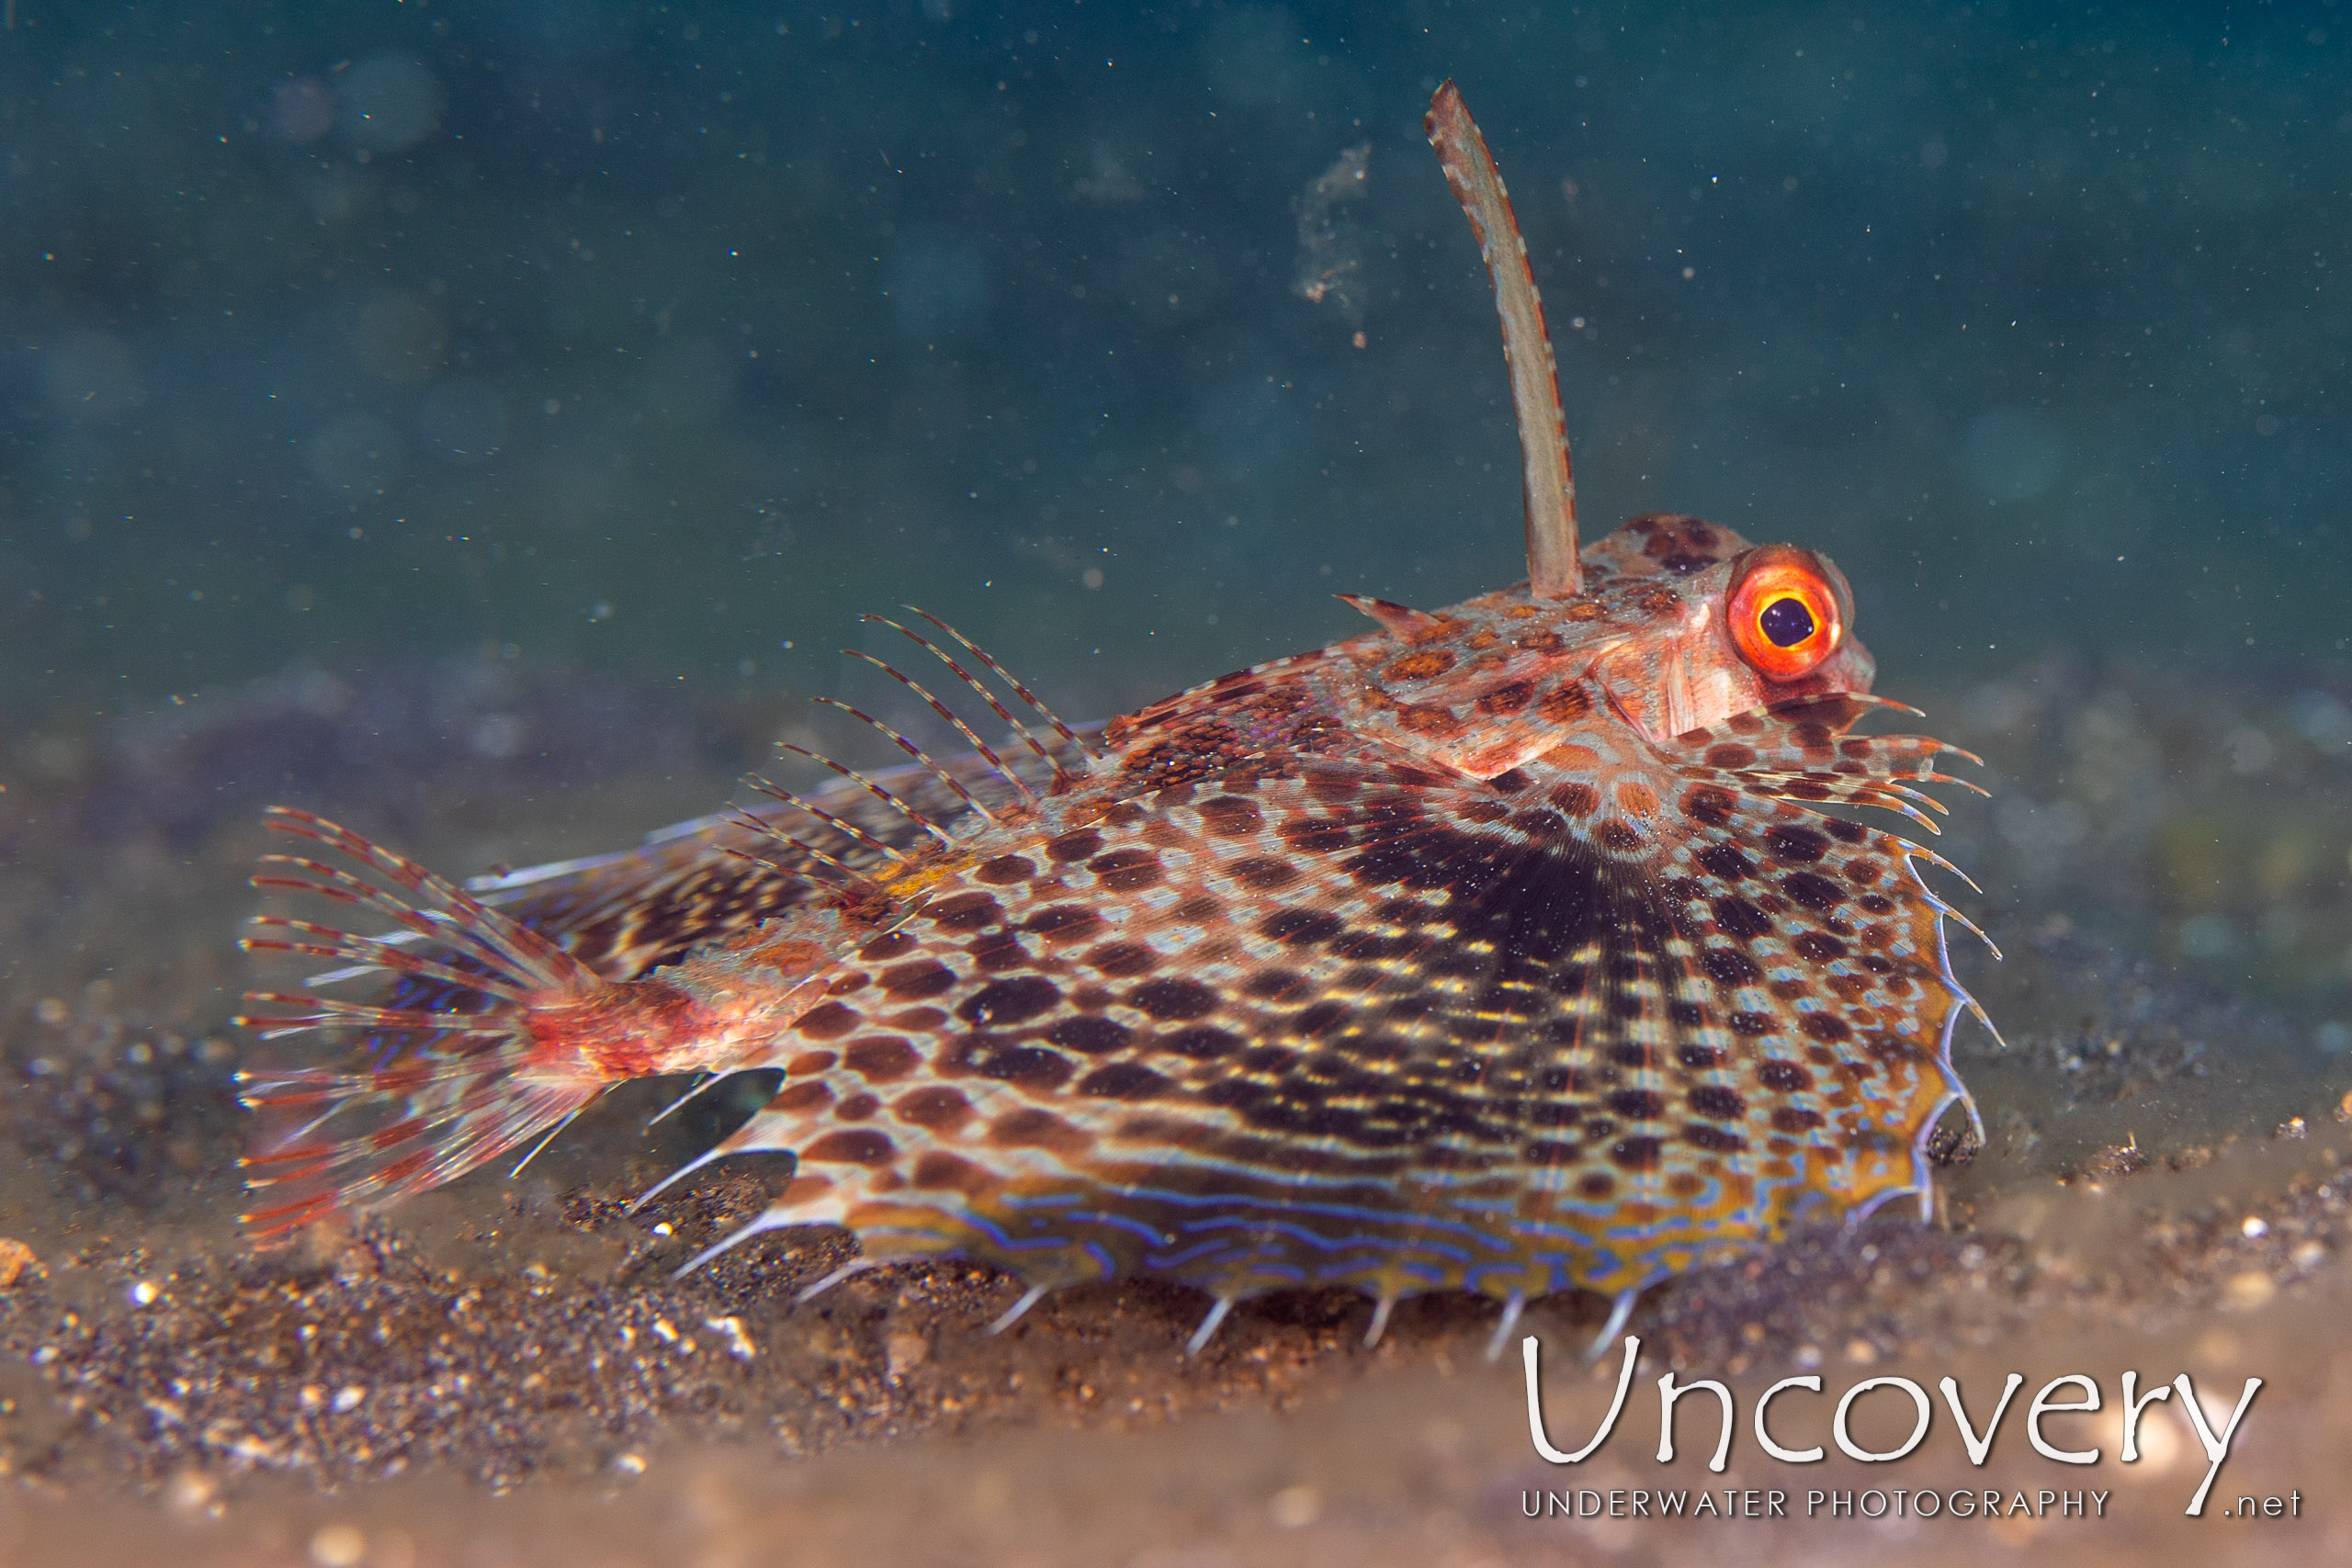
[1758,596,1816,649]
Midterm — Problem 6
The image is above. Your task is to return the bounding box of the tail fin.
[235,808,623,1246]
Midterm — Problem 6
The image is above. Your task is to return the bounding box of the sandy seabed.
[0,652,2345,1567]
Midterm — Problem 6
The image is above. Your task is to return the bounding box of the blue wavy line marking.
[996,1190,1084,1209]
[1311,1254,1450,1286]
[1166,1211,1489,1264]
[1052,1209,1169,1247]
[1465,1257,1589,1294]
[1153,1199,1497,1247]
[1147,1237,1238,1269]
[937,1209,1091,1257]
[1034,1179,1506,1247]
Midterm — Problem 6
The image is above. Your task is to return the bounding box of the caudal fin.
[235,807,619,1245]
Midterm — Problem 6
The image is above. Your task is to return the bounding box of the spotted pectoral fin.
[1045,746,1987,1300]
[1658,694,1985,835]
[1640,761,1986,1204]
[658,740,1984,1316]
[1138,753,1982,1300]
[661,756,1517,1295]
[1668,691,1981,769]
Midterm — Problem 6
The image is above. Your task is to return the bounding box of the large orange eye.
[1726,546,1847,682]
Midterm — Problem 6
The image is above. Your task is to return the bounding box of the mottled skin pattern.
[240,512,1989,1343]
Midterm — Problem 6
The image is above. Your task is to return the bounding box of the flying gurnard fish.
[238,83,1994,1359]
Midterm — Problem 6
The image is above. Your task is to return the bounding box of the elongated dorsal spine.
[1426,80,1582,599]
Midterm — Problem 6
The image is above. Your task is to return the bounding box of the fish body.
[238,85,1989,1349]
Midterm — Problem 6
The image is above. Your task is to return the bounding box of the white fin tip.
[985,1283,1050,1337]
[1184,1296,1236,1358]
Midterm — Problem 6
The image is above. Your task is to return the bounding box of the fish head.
[1338,513,1879,777]
[1583,523,1877,745]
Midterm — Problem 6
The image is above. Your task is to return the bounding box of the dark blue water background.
[4,2,2342,730]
